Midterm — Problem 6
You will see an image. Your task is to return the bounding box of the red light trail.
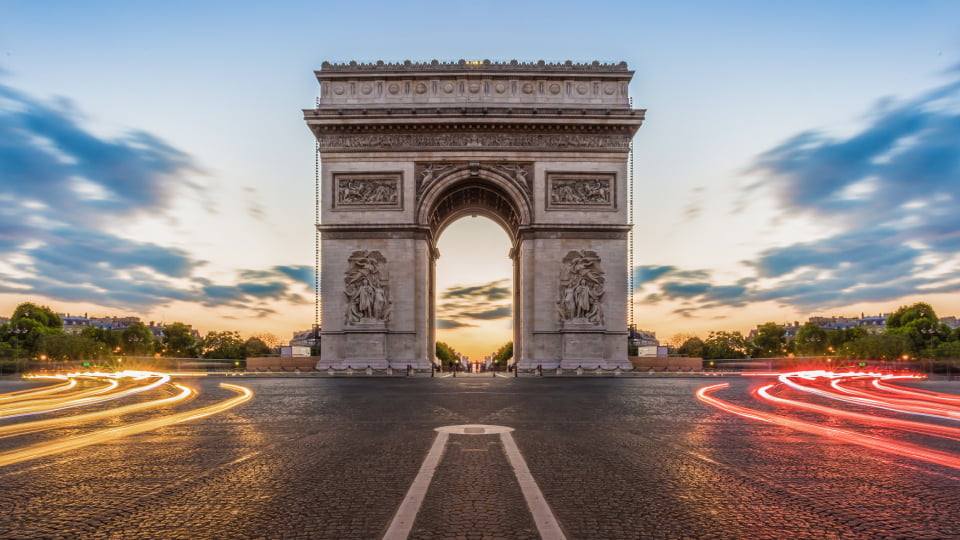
[697,371,960,471]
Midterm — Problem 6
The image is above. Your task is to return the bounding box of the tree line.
[0,302,280,371]
[674,302,960,361]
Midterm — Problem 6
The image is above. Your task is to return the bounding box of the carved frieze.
[319,132,632,152]
[558,250,605,327]
[344,250,391,327]
[333,173,402,210]
[414,162,533,198]
[546,173,615,210]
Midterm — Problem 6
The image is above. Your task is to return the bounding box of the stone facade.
[305,60,644,368]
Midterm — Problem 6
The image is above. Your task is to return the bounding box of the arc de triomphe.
[304,60,645,369]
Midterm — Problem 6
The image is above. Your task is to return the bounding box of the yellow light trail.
[0,372,171,419]
[0,380,77,403]
[0,384,195,439]
[0,379,120,418]
[0,383,253,468]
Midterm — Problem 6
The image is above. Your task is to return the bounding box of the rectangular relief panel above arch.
[545,172,616,211]
[332,172,404,211]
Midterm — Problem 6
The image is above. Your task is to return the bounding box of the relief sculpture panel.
[557,250,605,327]
[344,250,391,326]
[333,173,402,210]
[546,173,615,210]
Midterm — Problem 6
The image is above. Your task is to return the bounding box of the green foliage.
[678,336,705,357]
[161,322,198,357]
[242,336,271,358]
[825,326,867,351]
[887,302,937,329]
[493,342,513,366]
[38,333,106,361]
[11,302,62,329]
[201,331,244,359]
[120,323,156,356]
[703,331,749,359]
[840,332,912,360]
[435,341,459,367]
[794,323,827,356]
[750,322,787,357]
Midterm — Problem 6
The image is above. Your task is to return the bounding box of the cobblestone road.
[0,375,958,539]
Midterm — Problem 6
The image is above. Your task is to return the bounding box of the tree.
[201,331,244,359]
[794,323,827,356]
[888,317,951,357]
[840,333,912,360]
[435,341,459,367]
[750,323,787,357]
[493,341,513,366]
[81,326,122,352]
[825,326,867,352]
[249,333,282,349]
[887,302,937,329]
[121,323,155,356]
[161,322,198,357]
[667,333,698,349]
[11,303,62,330]
[678,336,705,358]
[703,331,748,360]
[242,336,271,358]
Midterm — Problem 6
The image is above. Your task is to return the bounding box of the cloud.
[635,70,960,314]
[633,265,675,285]
[442,281,511,302]
[0,79,311,314]
[461,306,511,320]
[436,318,475,329]
[273,265,316,289]
[436,279,512,328]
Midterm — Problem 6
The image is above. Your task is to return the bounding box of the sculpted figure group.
[558,250,605,326]
[337,178,398,205]
[344,250,391,325]
[551,178,611,205]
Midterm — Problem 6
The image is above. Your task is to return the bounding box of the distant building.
[858,313,889,334]
[939,316,959,329]
[0,317,9,326]
[807,316,860,331]
[628,326,658,348]
[88,316,141,331]
[290,328,320,349]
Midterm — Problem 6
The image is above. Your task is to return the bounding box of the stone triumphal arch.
[304,60,645,369]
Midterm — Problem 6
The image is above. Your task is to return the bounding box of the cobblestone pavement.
[0,376,959,539]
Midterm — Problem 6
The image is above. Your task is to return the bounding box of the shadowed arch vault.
[306,60,644,369]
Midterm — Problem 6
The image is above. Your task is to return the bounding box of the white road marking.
[383,424,566,540]
[382,431,449,540]
[499,430,567,540]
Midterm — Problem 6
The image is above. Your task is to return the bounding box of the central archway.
[420,167,529,367]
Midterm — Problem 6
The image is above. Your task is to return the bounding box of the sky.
[1,1,959,359]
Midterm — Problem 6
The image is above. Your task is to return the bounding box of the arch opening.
[434,216,514,370]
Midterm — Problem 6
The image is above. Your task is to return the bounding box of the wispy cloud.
[0,80,312,312]
[436,279,511,328]
[637,68,960,313]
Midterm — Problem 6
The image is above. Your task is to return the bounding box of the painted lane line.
[500,431,568,540]
[382,431,449,540]
[383,425,565,540]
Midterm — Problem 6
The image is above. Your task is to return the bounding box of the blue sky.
[1,1,959,357]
